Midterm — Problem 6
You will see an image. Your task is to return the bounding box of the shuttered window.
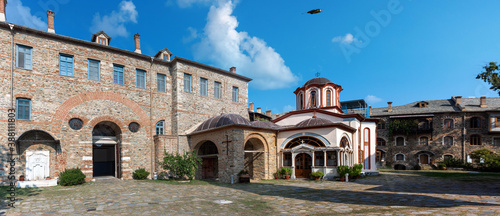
[113,65,124,85]
[17,45,32,70]
[59,54,74,76]
[232,86,238,102]
[136,69,146,89]
[214,82,221,99]
[184,74,191,92]
[157,74,166,92]
[200,78,207,96]
[88,59,100,81]
[17,98,31,120]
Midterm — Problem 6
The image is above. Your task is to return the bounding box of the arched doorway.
[197,141,218,179]
[295,153,312,178]
[92,121,121,178]
[17,130,60,181]
[244,137,266,179]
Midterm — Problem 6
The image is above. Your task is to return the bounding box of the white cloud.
[283,105,294,113]
[175,0,212,8]
[6,0,46,30]
[182,27,198,43]
[365,95,383,104]
[90,0,138,38]
[332,33,359,44]
[193,1,298,89]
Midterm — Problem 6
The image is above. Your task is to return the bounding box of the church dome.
[296,117,333,127]
[195,113,251,132]
[251,121,282,129]
[303,77,333,87]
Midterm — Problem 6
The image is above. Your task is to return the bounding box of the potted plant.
[438,163,447,170]
[45,176,51,180]
[19,175,25,181]
[273,172,280,179]
[280,167,292,180]
[310,171,324,180]
[336,165,350,181]
[238,170,250,183]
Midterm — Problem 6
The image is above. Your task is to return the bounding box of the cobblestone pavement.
[1,171,500,215]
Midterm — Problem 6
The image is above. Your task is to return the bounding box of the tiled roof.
[250,121,282,129]
[303,77,333,87]
[195,114,251,132]
[296,117,333,127]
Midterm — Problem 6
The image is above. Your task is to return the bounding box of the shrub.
[443,158,466,168]
[310,171,324,178]
[279,167,292,176]
[133,168,150,180]
[59,168,86,186]
[438,163,446,170]
[336,165,350,178]
[470,149,500,172]
[161,151,202,180]
[350,164,363,177]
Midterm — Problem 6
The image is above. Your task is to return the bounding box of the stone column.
[291,152,296,179]
[323,150,327,167]
[312,151,315,168]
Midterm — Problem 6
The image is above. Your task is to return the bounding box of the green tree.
[476,62,500,94]
[161,151,202,180]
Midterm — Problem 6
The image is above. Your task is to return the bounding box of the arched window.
[444,119,453,129]
[311,91,317,107]
[396,137,405,146]
[326,90,332,106]
[420,136,429,145]
[377,138,386,146]
[470,117,481,129]
[156,120,165,135]
[340,136,349,148]
[444,136,453,145]
[299,93,304,110]
[470,134,481,145]
[395,153,405,161]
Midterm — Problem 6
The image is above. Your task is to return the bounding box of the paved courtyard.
[1,171,499,215]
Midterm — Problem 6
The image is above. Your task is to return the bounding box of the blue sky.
[7,0,500,114]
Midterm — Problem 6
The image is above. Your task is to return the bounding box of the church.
[0,2,377,185]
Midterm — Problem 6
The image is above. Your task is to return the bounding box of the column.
[291,152,296,179]
[323,150,327,167]
[312,151,315,168]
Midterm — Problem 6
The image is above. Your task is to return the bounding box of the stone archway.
[197,141,219,179]
[244,137,266,179]
[92,121,121,178]
[17,130,60,180]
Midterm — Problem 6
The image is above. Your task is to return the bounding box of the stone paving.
[1,171,499,215]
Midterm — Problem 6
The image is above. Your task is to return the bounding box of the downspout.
[150,57,154,177]
[462,113,466,161]
[9,23,14,109]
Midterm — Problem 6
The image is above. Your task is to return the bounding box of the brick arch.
[50,91,150,136]
[193,139,222,156]
[244,133,270,153]
[87,116,125,129]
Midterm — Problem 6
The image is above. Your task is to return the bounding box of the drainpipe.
[9,23,14,109]
[150,57,154,178]
[462,113,466,161]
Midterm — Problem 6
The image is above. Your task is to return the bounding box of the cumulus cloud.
[90,0,138,37]
[283,105,294,113]
[365,95,383,104]
[6,0,46,30]
[193,1,298,89]
[175,0,213,8]
[332,33,359,44]
[182,27,198,43]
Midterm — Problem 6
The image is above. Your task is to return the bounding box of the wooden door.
[202,158,216,179]
[420,154,429,164]
[295,153,312,178]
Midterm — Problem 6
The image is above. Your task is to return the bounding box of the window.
[163,53,169,61]
[420,136,429,145]
[200,78,207,96]
[16,98,31,120]
[311,91,317,107]
[183,74,191,92]
[377,138,386,146]
[156,120,165,135]
[326,90,332,106]
[113,65,124,85]
[157,74,166,92]
[444,119,453,129]
[443,155,453,160]
[88,59,100,81]
[283,153,292,166]
[59,54,74,76]
[136,69,146,89]
[444,136,453,145]
[327,151,337,166]
[98,37,106,45]
[377,121,386,130]
[315,151,324,166]
[395,153,405,161]
[299,93,304,110]
[214,81,221,99]
[419,120,430,130]
[493,137,500,146]
[470,117,481,129]
[396,137,405,146]
[470,134,481,145]
[496,117,500,127]
[17,45,32,70]
[232,86,238,102]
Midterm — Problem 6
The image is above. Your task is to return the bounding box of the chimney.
[230,67,236,73]
[480,96,487,108]
[387,102,393,112]
[47,10,55,33]
[369,106,372,115]
[266,110,271,116]
[256,107,261,113]
[134,33,141,54]
[248,102,254,112]
[0,0,6,22]
[454,96,462,106]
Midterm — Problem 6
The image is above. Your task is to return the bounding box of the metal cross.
[315,72,320,77]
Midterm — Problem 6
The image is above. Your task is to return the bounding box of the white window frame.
[443,136,453,145]
[395,136,405,146]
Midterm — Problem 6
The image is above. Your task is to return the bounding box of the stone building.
[370,96,500,170]
[0,4,250,183]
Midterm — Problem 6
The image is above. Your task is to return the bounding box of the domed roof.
[195,113,251,132]
[251,121,282,129]
[303,77,333,87]
[296,117,333,127]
